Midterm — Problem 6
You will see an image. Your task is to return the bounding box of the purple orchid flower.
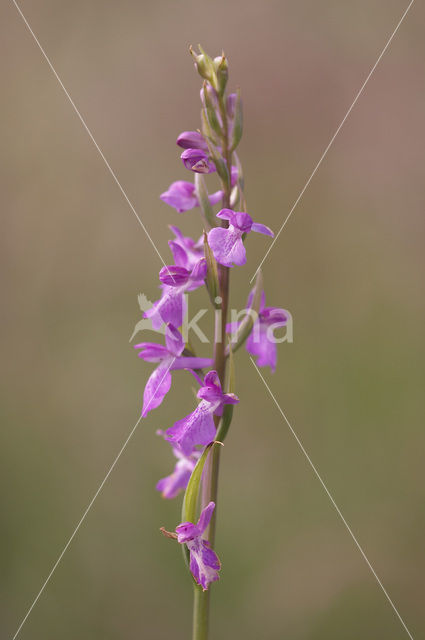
[156,444,201,499]
[181,148,215,174]
[247,294,288,372]
[134,324,212,417]
[176,501,221,591]
[165,370,239,455]
[228,291,289,372]
[160,181,223,213]
[176,130,209,152]
[144,258,207,329]
[207,209,274,267]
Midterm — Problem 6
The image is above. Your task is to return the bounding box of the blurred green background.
[1,0,424,638]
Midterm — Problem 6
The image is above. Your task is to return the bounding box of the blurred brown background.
[1,1,424,638]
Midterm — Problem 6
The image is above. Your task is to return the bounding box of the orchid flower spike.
[207,209,274,267]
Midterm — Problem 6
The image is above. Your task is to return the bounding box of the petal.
[216,209,252,232]
[221,392,240,405]
[156,457,195,499]
[165,401,216,456]
[197,501,215,534]
[176,522,200,543]
[216,208,235,223]
[233,211,253,232]
[165,323,184,356]
[261,307,289,325]
[246,324,277,372]
[159,265,190,287]
[197,370,223,403]
[208,227,246,267]
[134,342,169,362]
[190,258,207,282]
[187,538,221,590]
[181,149,215,174]
[251,222,274,237]
[203,370,221,388]
[168,241,189,268]
[142,361,173,417]
[208,189,223,205]
[160,181,198,213]
[176,131,208,151]
[171,356,213,370]
[145,289,184,329]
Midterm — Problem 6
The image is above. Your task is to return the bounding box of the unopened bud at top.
[190,45,218,89]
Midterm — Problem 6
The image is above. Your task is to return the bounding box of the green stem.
[192,90,232,640]
[193,585,209,640]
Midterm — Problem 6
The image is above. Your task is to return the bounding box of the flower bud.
[181,148,215,174]
[190,45,217,88]
[214,54,228,96]
[176,130,208,151]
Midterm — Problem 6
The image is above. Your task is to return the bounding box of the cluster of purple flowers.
[133,47,288,593]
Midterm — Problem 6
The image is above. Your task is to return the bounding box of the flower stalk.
[133,44,288,640]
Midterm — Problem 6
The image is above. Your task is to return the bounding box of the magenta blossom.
[165,371,239,455]
[156,444,201,499]
[208,209,274,267]
[134,324,212,417]
[144,259,207,329]
[228,291,289,372]
[160,181,222,213]
[181,148,215,174]
[176,502,221,590]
